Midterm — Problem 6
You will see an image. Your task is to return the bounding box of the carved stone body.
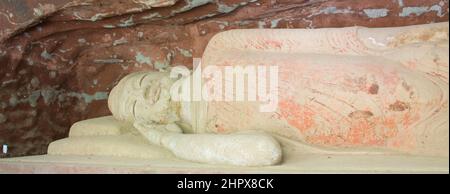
[48,22,449,166]
[195,22,449,157]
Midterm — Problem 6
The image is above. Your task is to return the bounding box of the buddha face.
[108,71,180,125]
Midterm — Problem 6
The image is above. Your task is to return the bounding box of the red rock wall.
[0,0,448,157]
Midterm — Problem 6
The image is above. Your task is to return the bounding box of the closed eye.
[132,100,137,118]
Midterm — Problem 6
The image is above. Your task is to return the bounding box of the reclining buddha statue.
[48,22,449,167]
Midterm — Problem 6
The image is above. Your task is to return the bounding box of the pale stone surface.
[41,22,449,170]
[1,0,448,158]
[198,22,449,157]
[48,135,173,159]
[49,116,173,159]
[106,71,283,166]
[68,116,130,137]
[0,154,448,174]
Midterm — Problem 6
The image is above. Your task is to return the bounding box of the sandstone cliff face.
[0,0,448,157]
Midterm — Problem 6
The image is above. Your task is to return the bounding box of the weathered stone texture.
[0,0,448,157]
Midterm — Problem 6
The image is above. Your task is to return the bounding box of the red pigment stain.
[276,97,419,151]
[402,111,420,129]
[306,118,396,147]
[216,125,226,133]
[383,71,401,86]
[382,117,398,137]
[367,83,379,94]
[279,99,315,133]
[263,39,283,49]
[305,113,414,148]
[306,134,345,145]
[387,113,418,151]
[389,101,410,111]
[346,119,383,146]
[341,76,368,93]
[250,38,284,50]
[405,60,417,69]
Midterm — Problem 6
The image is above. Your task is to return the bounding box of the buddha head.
[108,71,180,125]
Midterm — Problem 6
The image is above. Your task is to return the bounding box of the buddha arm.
[132,121,282,166]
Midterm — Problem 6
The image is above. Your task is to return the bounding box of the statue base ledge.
[0,154,448,174]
